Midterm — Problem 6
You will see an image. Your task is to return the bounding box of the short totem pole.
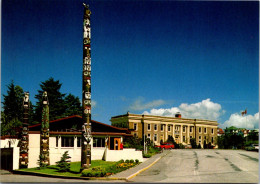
[40,91,50,166]
[19,92,30,168]
[81,3,92,169]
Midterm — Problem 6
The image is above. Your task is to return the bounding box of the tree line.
[217,127,258,149]
[1,77,82,135]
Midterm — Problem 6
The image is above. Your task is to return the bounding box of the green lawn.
[18,160,138,177]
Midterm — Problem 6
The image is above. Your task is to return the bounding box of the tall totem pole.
[81,3,92,169]
[19,92,30,168]
[40,91,50,166]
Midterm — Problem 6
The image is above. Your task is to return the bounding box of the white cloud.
[92,100,97,108]
[221,112,259,129]
[129,97,166,111]
[143,98,224,120]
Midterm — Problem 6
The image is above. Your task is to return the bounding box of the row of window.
[55,137,105,148]
[146,134,192,142]
[143,133,214,143]
[134,123,214,134]
[199,136,214,144]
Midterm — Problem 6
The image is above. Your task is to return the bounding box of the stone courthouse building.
[111,113,218,147]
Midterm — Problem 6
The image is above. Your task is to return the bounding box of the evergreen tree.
[1,81,24,135]
[190,138,197,148]
[56,151,71,172]
[64,93,82,116]
[2,81,24,122]
[28,101,37,125]
[34,77,66,122]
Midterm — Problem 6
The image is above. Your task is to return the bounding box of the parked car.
[184,144,192,149]
[245,144,259,151]
[155,142,175,149]
[252,144,259,150]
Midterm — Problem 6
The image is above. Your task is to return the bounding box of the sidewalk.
[108,150,170,180]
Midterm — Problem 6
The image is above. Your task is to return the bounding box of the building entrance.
[109,137,121,150]
[0,148,13,171]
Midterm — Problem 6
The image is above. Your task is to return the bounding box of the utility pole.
[81,3,92,169]
[19,92,30,168]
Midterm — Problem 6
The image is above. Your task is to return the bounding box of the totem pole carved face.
[23,92,29,107]
[41,129,49,138]
[42,91,48,105]
[84,99,91,105]
[85,92,91,99]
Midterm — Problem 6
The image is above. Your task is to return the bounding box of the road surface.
[129,149,259,183]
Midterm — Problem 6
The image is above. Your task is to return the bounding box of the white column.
[165,124,167,142]
[180,125,183,143]
[172,124,175,140]
[188,125,190,144]
[58,136,61,148]
[74,136,77,150]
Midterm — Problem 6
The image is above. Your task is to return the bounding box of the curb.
[13,170,125,181]
[125,150,171,181]
[126,157,161,181]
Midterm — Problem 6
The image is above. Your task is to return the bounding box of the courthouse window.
[212,128,214,134]
[199,127,201,133]
[154,134,157,141]
[190,127,193,133]
[147,134,151,139]
[183,126,186,133]
[161,125,164,131]
[168,125,171,132]
[154,124,157,130]
[204,128,207,133]
[148,124,151,131]
[134,123,137,130]
[211,137,214,143]
[61,137,74,147]
[183,136,185,142]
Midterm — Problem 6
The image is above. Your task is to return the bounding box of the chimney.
[175,112,181,118]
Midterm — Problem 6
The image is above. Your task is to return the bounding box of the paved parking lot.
[130,149,259,183]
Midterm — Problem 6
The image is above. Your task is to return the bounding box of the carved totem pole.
[81,3,92,169]
[19,92,30,168]
[40,91,50,166]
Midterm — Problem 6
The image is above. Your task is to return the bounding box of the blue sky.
[2,0,259,129]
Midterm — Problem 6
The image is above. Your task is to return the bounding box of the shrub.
[118,159,124,163]
[56,151,71,172]
[130,159,134,163]
[197,144,201,149]
[179,143,185,149]
[81,167,106,177]
[125,159,130,163]
[91,166,102,171]
[143,153,152,158]
[82,169,92,177]
[135,159,139,164]
[190,138,197,148]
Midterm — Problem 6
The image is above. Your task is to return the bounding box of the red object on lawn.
[120,143,123,150]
